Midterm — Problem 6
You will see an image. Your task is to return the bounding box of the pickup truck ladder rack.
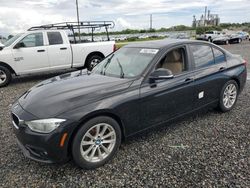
[28,21,115,43]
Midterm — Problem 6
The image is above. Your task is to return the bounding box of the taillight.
[243,59,247,66]
[113,44,117,52]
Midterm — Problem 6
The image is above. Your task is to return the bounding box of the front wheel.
[72,116,121,169]
[218,80,238,112]
[85,55,103,71]
[0,66,12,87]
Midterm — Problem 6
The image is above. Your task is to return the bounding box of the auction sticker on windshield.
[140,49,159,54]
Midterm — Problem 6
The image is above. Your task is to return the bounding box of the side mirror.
[14,42,25,49]
[149,68,174,83]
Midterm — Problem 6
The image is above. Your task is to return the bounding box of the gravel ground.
[0,41,250,187]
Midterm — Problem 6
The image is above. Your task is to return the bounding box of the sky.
[0,0,250,36]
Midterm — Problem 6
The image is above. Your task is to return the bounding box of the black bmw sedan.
[11,39,247,169]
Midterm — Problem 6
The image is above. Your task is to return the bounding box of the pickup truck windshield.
[92,47,158,78]
[4,33,23,47]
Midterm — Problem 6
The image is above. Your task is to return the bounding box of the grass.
[116,37,165,48]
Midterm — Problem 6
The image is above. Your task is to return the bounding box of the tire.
[208,37,212,42]
[0,66,12,87]
[72,116,121,169]
[85,55,103,71]
[218,80,238,112]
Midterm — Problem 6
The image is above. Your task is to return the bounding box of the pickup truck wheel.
[208,38,212,42]
[0,66,12,87]
[86,55,103,71]
[72,116,121,169]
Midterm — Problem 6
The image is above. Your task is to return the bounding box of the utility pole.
[150,14,152,30]
[76,0,81,42]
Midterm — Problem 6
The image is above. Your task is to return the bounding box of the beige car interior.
[157,48,185,75]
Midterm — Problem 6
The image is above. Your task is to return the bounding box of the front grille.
[12,113,19,126]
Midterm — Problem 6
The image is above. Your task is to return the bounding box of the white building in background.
[192,7,220,27]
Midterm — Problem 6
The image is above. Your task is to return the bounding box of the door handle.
[219,67,226,72]
[37,49,45,52]
[60,47,67,50]
[184,77,194,84]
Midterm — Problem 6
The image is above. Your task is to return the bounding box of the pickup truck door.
[11,32,50,74]
[46,31,71,69]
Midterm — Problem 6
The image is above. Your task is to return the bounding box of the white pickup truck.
[196,31,221,42]
[0,28,115,87]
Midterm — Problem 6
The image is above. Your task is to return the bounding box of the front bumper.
[11,102,77,163]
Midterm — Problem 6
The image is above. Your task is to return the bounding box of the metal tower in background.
[150,14,153,30]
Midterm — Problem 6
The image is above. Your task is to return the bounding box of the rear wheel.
[0,66,12,87]
[218,80,238,112]
[85,55,103,71]
[72,116,121,169]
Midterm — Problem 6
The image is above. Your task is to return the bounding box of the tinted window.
[20,33,43,47]
[47,32,63,45]
[190,45,214,68]
[213,48,226,64]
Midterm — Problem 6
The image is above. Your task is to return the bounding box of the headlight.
[25,118,66,133]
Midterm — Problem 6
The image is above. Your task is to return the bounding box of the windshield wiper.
[116,58,125,78]
[102,54,114,75]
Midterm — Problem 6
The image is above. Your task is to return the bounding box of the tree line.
[73,22,250,36]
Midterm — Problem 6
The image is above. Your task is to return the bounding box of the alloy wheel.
[0,70,7,84]
[223,83,237,109]
[90,58,101,69]
[80,123,116,163]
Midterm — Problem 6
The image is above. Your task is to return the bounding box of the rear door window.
[47,32,63,45]
[213,48,226,64]
[190,45,214,68]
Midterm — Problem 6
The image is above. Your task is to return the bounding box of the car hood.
[18,70,133,118]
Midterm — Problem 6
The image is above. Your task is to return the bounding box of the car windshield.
[4,33,23,47]
[92,47,159,78]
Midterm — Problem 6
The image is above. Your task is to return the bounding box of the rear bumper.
[237,65,247,94]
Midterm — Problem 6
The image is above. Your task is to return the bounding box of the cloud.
[116,18,142,30]
[0,0,249,36]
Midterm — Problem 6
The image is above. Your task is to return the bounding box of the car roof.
[124,39,210,49]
